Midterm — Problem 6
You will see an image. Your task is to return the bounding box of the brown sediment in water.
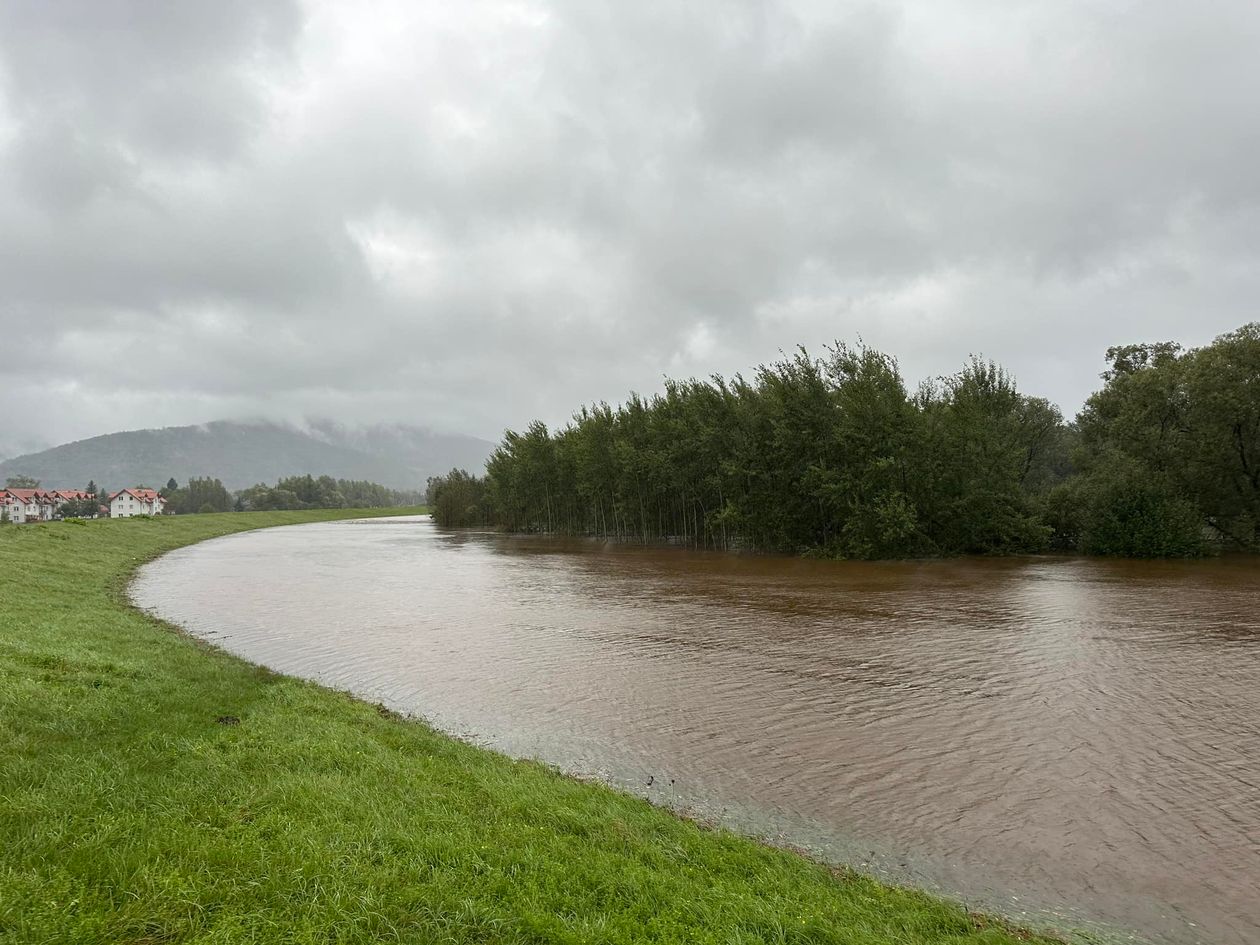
[133,516,1260,945]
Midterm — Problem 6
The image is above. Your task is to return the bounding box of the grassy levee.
[1,511,1054,944]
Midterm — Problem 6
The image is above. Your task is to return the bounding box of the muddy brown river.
[131,515,1260,945]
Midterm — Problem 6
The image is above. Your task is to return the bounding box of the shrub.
[1069,457,1205,557]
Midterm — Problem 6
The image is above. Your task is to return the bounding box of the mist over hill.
[0,435,50,467]
[0,421,495,492]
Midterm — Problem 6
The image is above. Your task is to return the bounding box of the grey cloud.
[0,0,300,162]
[8,121,141,213]
[2,0,1259,450]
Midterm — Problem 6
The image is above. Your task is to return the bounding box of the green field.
[1,511,1056,944]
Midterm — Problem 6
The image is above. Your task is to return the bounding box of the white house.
[1,488,109,523]
[3,488,54,522]
[0,490,25,523]
[109,488,166,518]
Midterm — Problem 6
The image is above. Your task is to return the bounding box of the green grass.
[0,511,1054,944]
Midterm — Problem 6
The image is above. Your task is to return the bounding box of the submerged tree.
[1077,324,1260,551]
[436,324,1257,559]
[427,468,491,527]
[462,341,1068,557]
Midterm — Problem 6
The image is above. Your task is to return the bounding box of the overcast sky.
[3,0,1258,454]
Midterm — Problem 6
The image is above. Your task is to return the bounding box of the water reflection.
[133,516,1260,945]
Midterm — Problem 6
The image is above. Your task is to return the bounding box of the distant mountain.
[0,421,495,492]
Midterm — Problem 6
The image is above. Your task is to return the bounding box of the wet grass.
[0,511,1059,944]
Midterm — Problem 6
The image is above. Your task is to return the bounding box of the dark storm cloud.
[3,0,1259,449]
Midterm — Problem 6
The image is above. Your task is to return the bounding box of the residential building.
[4,488,54,522]
[0,490,25,523]
[109,488,166,518]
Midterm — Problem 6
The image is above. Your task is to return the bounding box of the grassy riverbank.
[1,512,1056,944]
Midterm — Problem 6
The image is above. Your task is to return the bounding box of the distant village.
[0,473,425,524]
[0,486,164,524]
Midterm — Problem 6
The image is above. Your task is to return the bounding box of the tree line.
[234,475,423,511]
[4,474,423,516]
[427,323,1259,558]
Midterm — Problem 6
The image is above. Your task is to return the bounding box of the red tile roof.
[110,488,163,502]
[6,489,45,502]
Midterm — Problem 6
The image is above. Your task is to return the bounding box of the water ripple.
[132,516,1260,945]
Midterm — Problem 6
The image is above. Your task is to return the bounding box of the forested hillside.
[428,324,1259,558]
[0,421,493,492]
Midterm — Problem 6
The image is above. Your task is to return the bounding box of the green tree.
[62,496,103,519]
[819,342,924,558]
[915,359,1054,554]
[167,478,232,514]
[477,343,1069,557]
[1076,324,1260,552]
[1060,454,1205,557]
[427,469,491,527]
[1180,324,1260,548]
[455,327,1260,560]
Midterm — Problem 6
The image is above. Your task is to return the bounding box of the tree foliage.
[165,478,233,515]
[427,469,492,527]
[432,342,1064,557]
[235,476,422,512]
[60,497,101,519]
[1048,455,1205,557]
[1078,323,1260,552]
[431,325,1259,559]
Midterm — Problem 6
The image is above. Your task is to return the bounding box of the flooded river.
[132,515,1260,945]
